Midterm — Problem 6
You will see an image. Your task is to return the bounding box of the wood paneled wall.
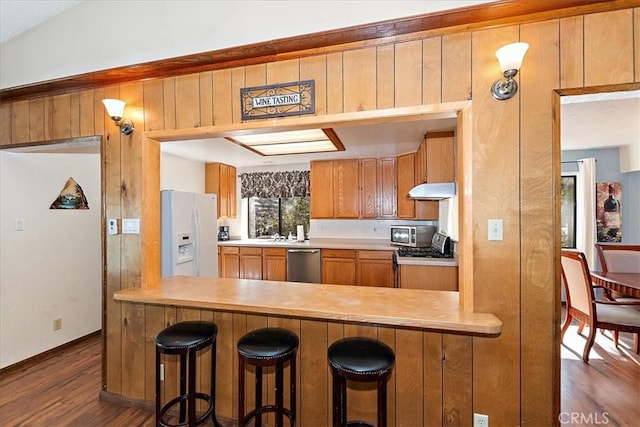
[1,5,639,426]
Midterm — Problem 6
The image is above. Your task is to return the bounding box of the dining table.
[590,271,640,298]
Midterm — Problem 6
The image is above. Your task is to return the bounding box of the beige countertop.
[219,238,459,266]
[396,257,458,267]
[114,277,500,335]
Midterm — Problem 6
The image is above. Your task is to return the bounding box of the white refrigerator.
[161,190,218,278]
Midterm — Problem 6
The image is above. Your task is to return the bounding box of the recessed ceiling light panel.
[226,128,345,156]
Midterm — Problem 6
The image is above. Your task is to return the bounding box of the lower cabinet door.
[263,248,287,281]
[357,251,394,287]
[322,258,356,285]
[399,265,458,290]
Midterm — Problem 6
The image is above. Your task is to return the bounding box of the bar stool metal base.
[155,321,222,427]
[237,327,299,427]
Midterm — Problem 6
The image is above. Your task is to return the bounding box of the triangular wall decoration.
[50,177,89,209]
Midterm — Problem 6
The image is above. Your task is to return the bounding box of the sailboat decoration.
[50,177,89,209]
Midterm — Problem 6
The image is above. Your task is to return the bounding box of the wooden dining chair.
[560,250,640,362]
[595,243,640,275]
[594,243,640,349]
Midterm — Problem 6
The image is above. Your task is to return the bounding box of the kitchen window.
[248,197,310,239]
[561,175,577,249]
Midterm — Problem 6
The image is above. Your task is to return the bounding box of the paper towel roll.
[296,225,304,242]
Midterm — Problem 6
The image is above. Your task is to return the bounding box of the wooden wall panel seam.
[440,37,445,104]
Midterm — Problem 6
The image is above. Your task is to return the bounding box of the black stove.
[396,246,453,258]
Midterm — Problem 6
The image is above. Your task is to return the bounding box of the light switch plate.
[488,219,503,241]
[122,218,140,234]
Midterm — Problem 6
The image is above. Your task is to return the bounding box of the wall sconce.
[102,99,134,135]
[491,42,529,100]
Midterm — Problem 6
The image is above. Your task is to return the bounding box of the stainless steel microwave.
[390,225,436,247]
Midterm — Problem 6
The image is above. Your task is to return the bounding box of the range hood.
[408,182,456,200]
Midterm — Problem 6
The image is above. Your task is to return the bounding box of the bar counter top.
[114,277,501,335]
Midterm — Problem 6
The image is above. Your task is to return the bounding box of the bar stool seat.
[237,327,299,427]
[328,337,395,427]
[155,321,221,427]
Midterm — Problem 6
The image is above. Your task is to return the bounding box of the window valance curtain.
[240,170,310,199]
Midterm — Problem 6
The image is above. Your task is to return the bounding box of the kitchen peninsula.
[114,277,498,333]
[113,277,500,425]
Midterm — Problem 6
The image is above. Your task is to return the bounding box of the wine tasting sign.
[241,80,315,120]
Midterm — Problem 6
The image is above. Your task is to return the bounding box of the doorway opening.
[0,136,103,370]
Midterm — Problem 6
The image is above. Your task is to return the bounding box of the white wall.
[0,1,491,89]
[310,218,437,240]
[0,152,101,368]
[160,152,205,193]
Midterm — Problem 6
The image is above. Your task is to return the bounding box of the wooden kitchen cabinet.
[357,250,394,287]
[378,157,396,218]
[397,153,416,218]
[397,150,438,220]
[333,159,360,218]
[310,160,334,218]
[263,247,287,281]
[416,137,427,183]
[399,265,458,291]
[313,157,395,220]
[220,246,240,278]
[415,130,456,183]
[409,131,456,220]
[360,158,377,218]
[240,247,262,280]
[425,131,455,183]
[322,249,356,285]
[361,157,396,218]
[310,159,359,219]
[205,162,237,218]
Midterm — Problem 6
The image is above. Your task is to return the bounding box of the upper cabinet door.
[205,162,237,219]
[426,131,455,183]
[396,153,416,218]
[333,159,360,218]
[225,164,237,218]
[377,157,396,218]
[360,158,378,218]
[310,160,334,218]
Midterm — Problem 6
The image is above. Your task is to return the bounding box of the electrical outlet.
[108,218,118,235]
[53,318,62,331]
[160,363,165,381]
[474,413,489,427]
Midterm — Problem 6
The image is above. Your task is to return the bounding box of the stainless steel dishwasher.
[286,248,322,283]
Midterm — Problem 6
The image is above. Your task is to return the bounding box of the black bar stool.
[155,320,221,427]
[328,337,395,427]
[237,327,299,427]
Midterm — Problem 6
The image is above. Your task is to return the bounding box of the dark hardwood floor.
[0,325,638,426]
[0,333,155,426]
